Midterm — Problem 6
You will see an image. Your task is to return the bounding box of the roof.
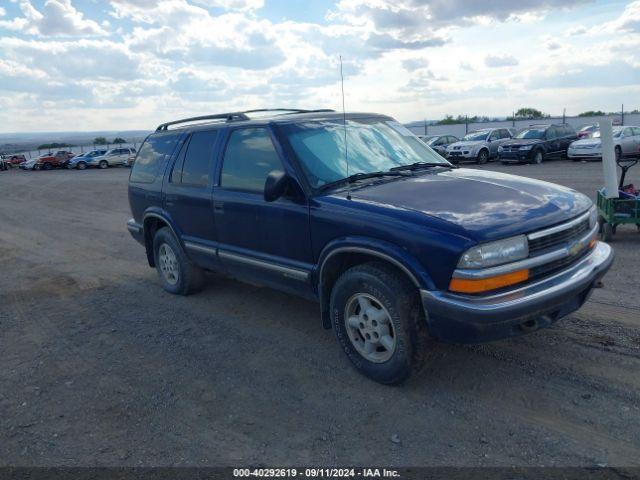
[154,109,390,132]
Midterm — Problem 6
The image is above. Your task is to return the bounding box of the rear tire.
[615,146,622,162]
[42,163,52,170]
[330,262,430,385]
[153,227,205,295]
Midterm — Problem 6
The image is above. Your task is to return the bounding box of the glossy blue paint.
[127,111,598,341]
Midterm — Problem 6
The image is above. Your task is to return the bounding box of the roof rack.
[155,108,336,131]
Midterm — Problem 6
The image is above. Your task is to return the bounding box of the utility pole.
[424,119,427,136]
[562,108,566,124]
[465,115,468,134]
[621,104,624,126]
[512,111,515,127]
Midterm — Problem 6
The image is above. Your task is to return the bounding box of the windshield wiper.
[389,161,456,172]
[317,171,410,192]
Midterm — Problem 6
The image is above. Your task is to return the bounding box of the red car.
[34,151,75,170]
[1,154,26,168]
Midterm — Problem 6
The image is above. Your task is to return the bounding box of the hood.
[501,138,544,147]
[341,168,591,242]
[448,140,484,150]
[571,138,601,147]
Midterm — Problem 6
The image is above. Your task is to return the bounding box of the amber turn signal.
[449,269,530,294]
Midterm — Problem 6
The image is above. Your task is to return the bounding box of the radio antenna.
[339,55,351,200]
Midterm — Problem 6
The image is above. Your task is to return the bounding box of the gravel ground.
[0,160,639,467]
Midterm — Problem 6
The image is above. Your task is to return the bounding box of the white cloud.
[484,54,519,67]
[0,0,107,36]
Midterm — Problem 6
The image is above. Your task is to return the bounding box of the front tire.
[153,227,205,295]
[77,162,87,170]
[476,149,489,164]
[330,262,430,385]
[531,150,544,164]
[99,160,108,169]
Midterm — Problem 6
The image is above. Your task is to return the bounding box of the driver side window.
[221,128,283,193]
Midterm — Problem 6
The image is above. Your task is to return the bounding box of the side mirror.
[264,170,289,202]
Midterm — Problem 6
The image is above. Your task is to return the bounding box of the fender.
[142,208,183,267]
[314,236,436,328]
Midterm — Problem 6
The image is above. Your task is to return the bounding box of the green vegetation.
[94,137,108,145]
[113,137,127,144]
[37,142,70,150]
[577,110,606,117]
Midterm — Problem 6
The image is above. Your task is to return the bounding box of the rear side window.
[130,134,179,183]
[172,130,218,187]
[220,128,282,192]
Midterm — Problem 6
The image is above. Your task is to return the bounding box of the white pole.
[599,119,618,199]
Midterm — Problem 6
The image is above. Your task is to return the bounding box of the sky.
[0,0,639,132]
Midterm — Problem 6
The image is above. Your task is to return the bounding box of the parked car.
[32,150,75,170]
[568,126,640,162]
[63,149,108,169]
[88,148,137,169]
[498,124,578,164]
[0,157,7,171]
[1,154,27,168]
[445,128,513,164]
[576,124,598,139]
[420,134,460,157]
[20,157,39,170]
[126,109,613,384]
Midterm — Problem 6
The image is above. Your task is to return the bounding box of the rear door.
[212,126,313,296]
[545,127,561,157]
[163,129,220,269]
[620,127,636,155]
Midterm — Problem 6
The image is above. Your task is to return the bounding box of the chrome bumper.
[420,241,614,343]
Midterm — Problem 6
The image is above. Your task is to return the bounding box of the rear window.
[130,134,180,183]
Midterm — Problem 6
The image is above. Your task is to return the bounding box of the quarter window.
[221,128,283,192]
[181,130,217,187]
[130,133,180,184]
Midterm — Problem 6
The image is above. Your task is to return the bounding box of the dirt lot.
[1,161,639,467]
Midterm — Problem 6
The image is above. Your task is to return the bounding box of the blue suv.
[127,109,613,384]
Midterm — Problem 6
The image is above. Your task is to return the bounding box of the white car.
[88,147,137,169]
[568,126,640,161]
[445,128,513,164]
[19,158,39,170]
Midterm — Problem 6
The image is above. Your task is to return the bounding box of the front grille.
[530,247,589,280]
[528,218,590,255]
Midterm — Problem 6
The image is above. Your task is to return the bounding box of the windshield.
[462,131,489,141]
[591,128,622,139]
[515,128,546,139]
[425,137,441,145]
[279,118,448,188]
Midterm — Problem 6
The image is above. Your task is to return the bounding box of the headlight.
[498,146,504,152]
[589,205,597,229]
[519,145,533,150]
[458,235,529,269]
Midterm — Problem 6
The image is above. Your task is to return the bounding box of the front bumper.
[446,151,476,162]
[420,241,614,344]
[498,150,533,163]
[568,148,602,160]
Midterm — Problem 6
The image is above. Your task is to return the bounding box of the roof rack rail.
[155,108,336,131]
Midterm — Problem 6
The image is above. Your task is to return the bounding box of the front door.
[212,126,313,296]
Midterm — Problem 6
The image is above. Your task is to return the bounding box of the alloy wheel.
[344,293,396,363]
[158,243,180,286]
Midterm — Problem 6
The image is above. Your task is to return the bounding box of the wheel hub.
[158,243,179,286]
[345,293,396,363]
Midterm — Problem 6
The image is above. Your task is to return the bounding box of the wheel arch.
[142,211,181,267]
[316,239,433,329]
